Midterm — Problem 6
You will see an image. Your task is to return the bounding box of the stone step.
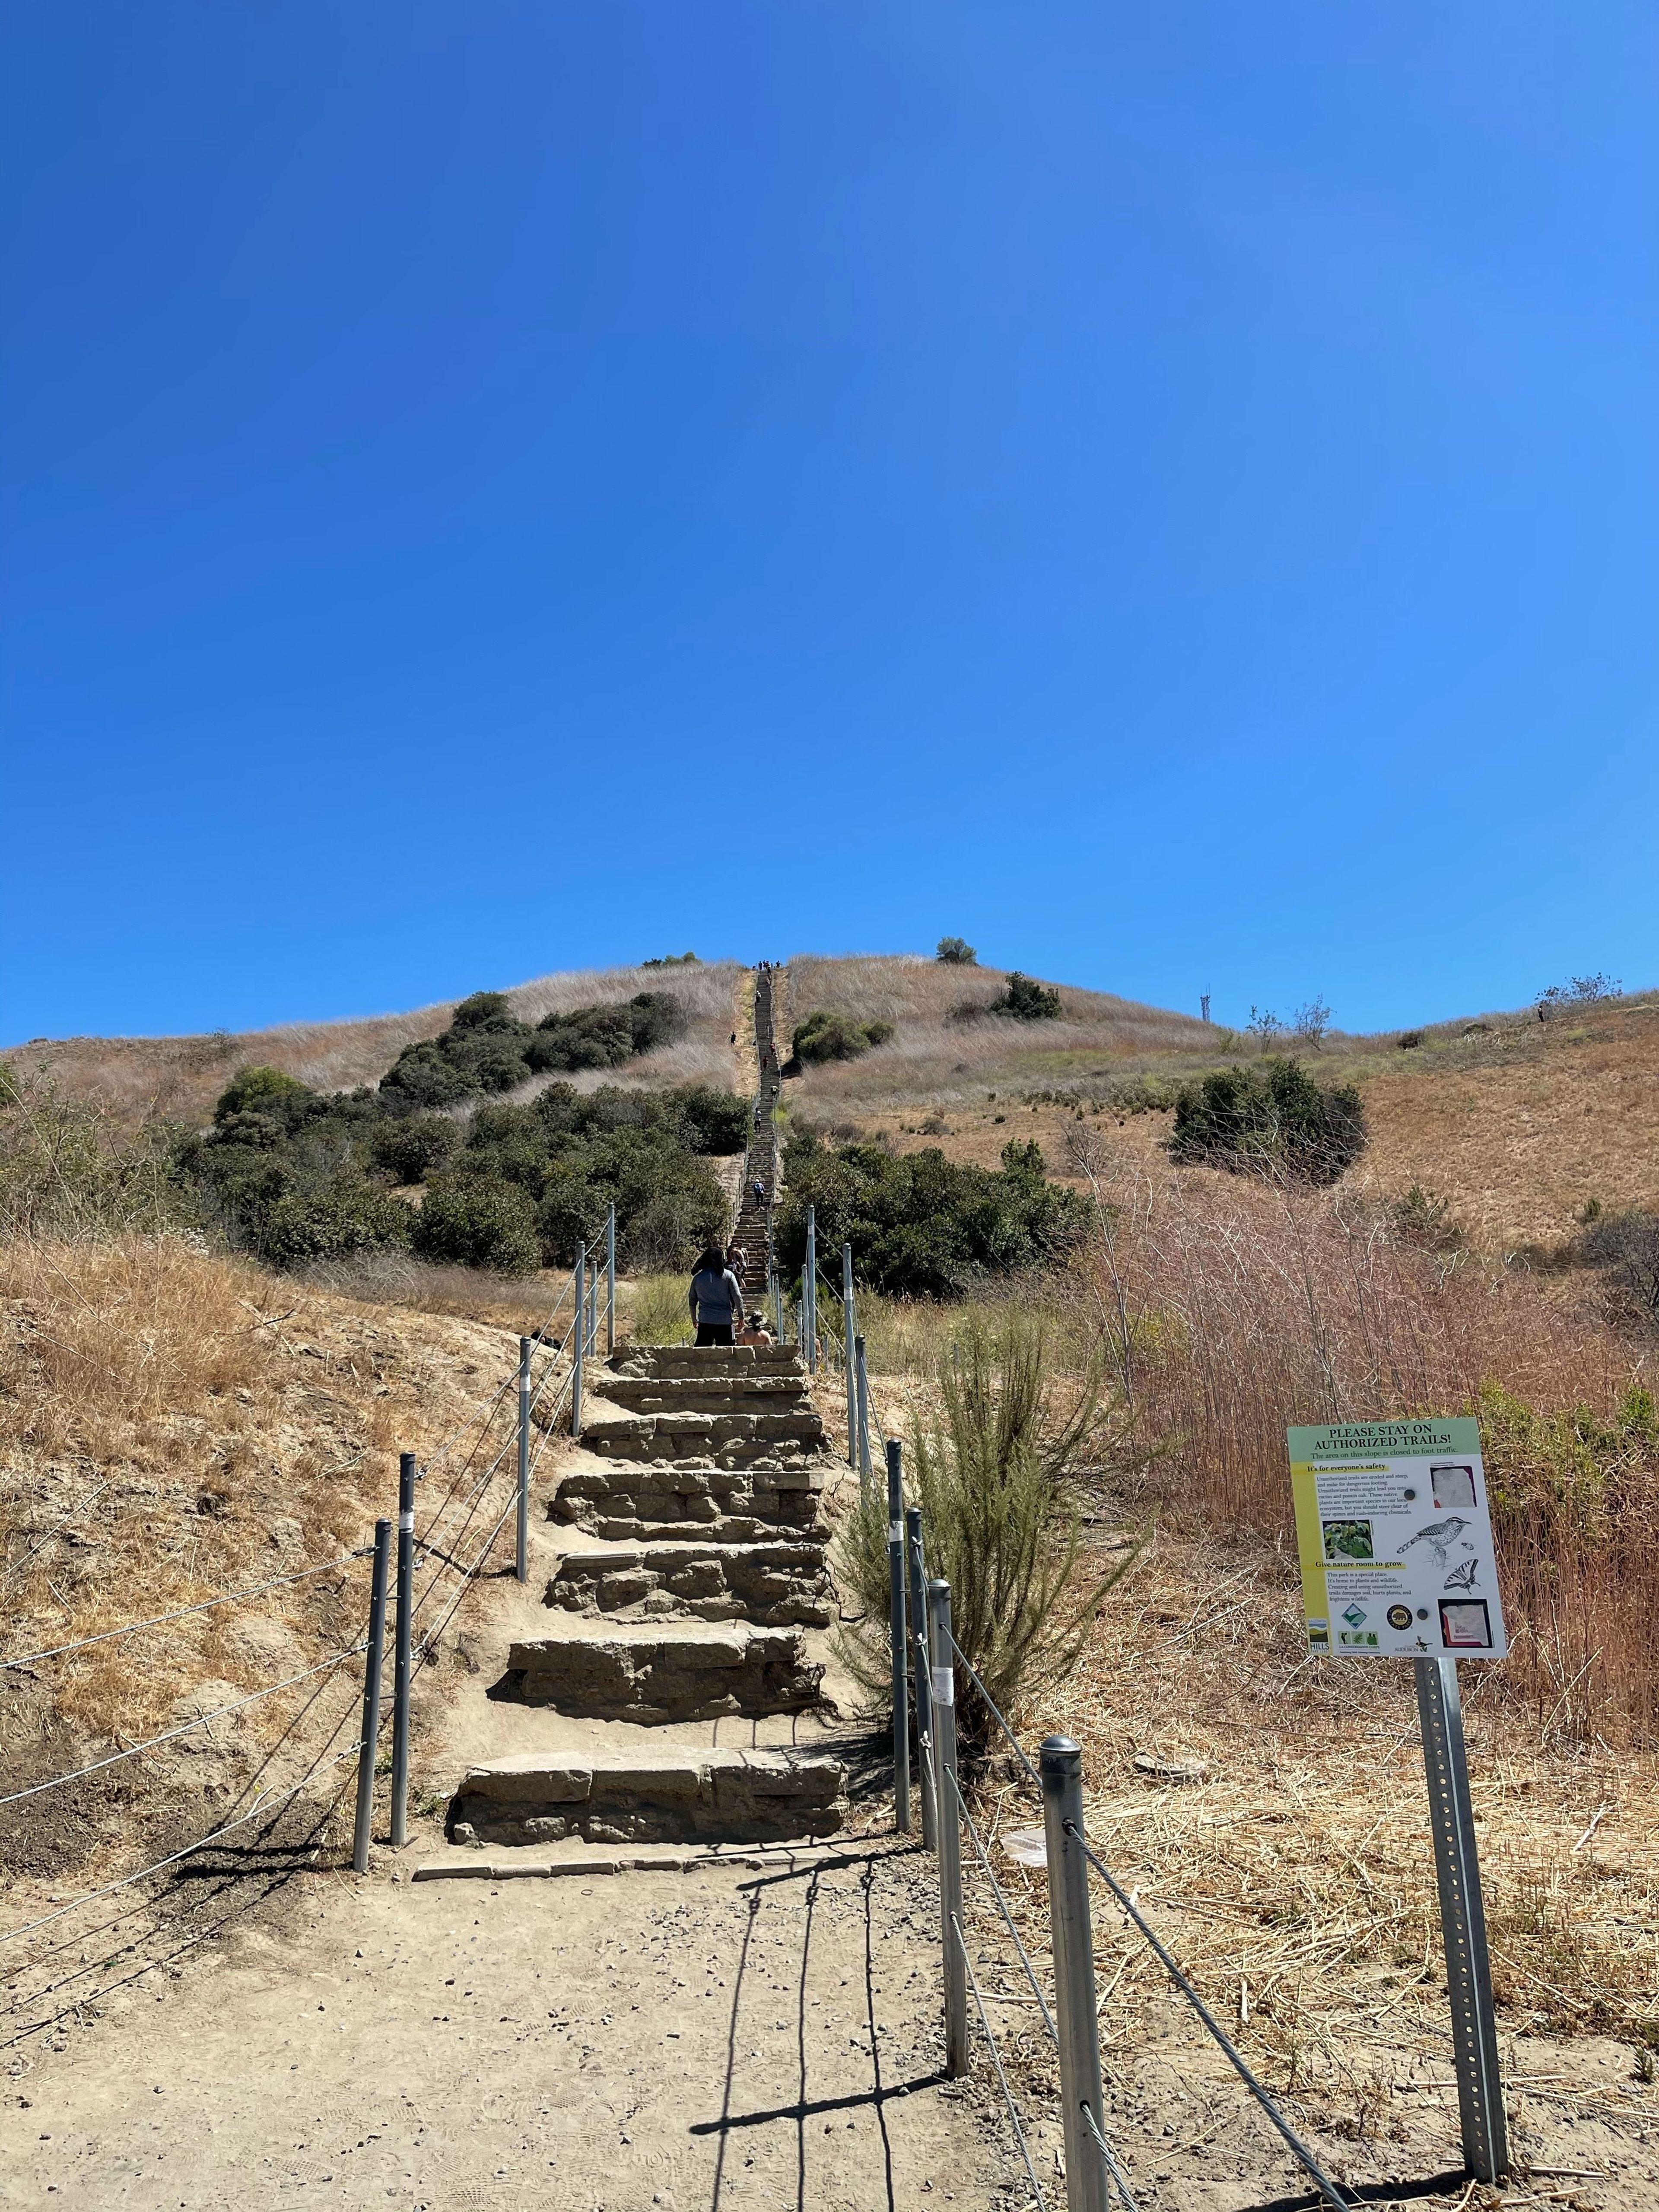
[614,1347,803,1376]
[548,1537,833,1628]
[599,1376,808,1412]
[448,1747,847,1849]
[552,1460,826,1541]
[582,1410,824,1445]
[497,1620,823,1722]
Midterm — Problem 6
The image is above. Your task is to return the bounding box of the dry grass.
[964,1533,1659,2123]
[0,1236,528,1885]
[3,959,747,1135]
[781,954,1212,1112]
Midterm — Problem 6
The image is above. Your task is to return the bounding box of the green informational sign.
[1287,1418,1507,1659]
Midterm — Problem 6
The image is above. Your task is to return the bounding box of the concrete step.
[497,1619,824,1722]
[552,1460,826,1540]
[548,1537,833,1628]
[448,1746,847,1849]
[599,1376,808,1413]
[613,1347,804,1378]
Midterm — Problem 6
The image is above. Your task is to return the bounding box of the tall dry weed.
[1059,1131,1659,1737]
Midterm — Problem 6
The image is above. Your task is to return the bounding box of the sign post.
[1288,1417,1510,2183]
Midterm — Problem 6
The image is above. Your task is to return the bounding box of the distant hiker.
[750,1178,766,1210]
[737,1311,772,1347]
[731,1030,737,1045]
[688,1247,745,1347]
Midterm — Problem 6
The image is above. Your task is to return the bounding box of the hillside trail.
[0,969,1004,2211]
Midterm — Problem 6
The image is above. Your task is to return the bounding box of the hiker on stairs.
[687,1245,746,1346]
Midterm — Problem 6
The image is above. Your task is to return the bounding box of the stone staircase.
[730,964,783,1297]
[445,1324,849,1855]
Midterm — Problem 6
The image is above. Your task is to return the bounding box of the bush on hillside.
[371,1113,461,1185]
[379,989,686,1108]
[261,1183,412,1268]
[790,1010,896,1066]
[994,972,1062,1021]
[1579,1209,1659,1320]
[775,1131,1089,1298]
[936,937,977,965]
[642,951,699,966]
[0,1072,184,1241]
[213,1065,315,1130]
[1166,1058,1367,1185]
[412,1174,541,1275]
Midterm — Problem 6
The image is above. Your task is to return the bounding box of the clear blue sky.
[4,3,1655,1044]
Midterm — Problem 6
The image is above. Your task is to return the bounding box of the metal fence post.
[1041,1735,1109,2212]
[352,1517,391,1873]
[770,1264,782,1343]
[391,1454,416,1849]
[842,1243,857,1465]
[886,1440,910,1834]
[907,1506,937,1851]
[1416,1656,1509,2181]
[855,1335,872,1489]
[605,1205,617,1356]
[804,1208,817,1373]
[572,1251,586,1440]
[515,1335,532,1583]
[927,1578,969,2077]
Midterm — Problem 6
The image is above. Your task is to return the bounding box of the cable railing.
[878,1442,1354,2212]
[0,1209,621,2046]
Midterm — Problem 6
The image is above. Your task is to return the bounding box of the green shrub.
[791,1010,895,1065]
[836,1316,1134,1745]
[776,1131,1088,1298]
[371,1113,460,1185]
[212,1065,315,1130]
[1166,1058,1367,1185]
[642,951,699,966]
[1579,1209,1659,1318]
[995,973,1062,1021]
[262,1183,412,1268]
[936,937,977,965]
[451,991,513,1029]
[0,1072,184,1240]
[412,1174,541,1275]
[675,1084,749,1156]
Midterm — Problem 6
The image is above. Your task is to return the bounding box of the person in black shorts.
[687,1247,745,1346]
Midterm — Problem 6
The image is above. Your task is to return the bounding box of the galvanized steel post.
[572,1251,585,1440]
[927,1577,969,2077]
[906,1505,937,1852]
[854,1335,872,1490]
[886,1439,910,1833]
[515,1335,531,1584]
[390,1453,416,1849]
[804,1207,817,1372]
[351,1517,391,1872]
[1416,1656,1509,2181]
[605,1205,617,1357]
[1041,1735,1109,2212]
[842,1243,857,1465]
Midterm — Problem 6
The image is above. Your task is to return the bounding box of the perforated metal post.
[854,1335,872,1490]
[1042,1735,1109,2212]
[770,1265,782,1342]
[842,1243,857,1465]
[804,1207,817,1372]
[390,1454,416,1848]
[1416,1657,1509,2181]
[515,1335,531,1584]
[352,1517,391,1872]
[572,1251,585,1440]
[605,1205,616,1356]
[927,1578,969,2076]
[906,1506,937,1851]
[886,1440,910,1834]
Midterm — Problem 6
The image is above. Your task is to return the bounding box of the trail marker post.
[1289,1417,1509,2182]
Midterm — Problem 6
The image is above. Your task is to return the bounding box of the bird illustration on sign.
[1398,1515,1471,1570]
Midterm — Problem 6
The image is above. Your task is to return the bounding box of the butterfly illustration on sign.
[1444,1558,1480,1593]
[1398,1515,1471,1571]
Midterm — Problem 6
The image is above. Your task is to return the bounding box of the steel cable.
[0,1645,369,1810]
[1,1549,372,1673]
[1079,2101,1144,2212]
[944,1764,1058,2044]
[951,1912,1051,2212]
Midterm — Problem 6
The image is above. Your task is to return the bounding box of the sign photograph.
[1287,1417,1507,1659]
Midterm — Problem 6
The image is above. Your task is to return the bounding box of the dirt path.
[2,1842,1003,2211]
